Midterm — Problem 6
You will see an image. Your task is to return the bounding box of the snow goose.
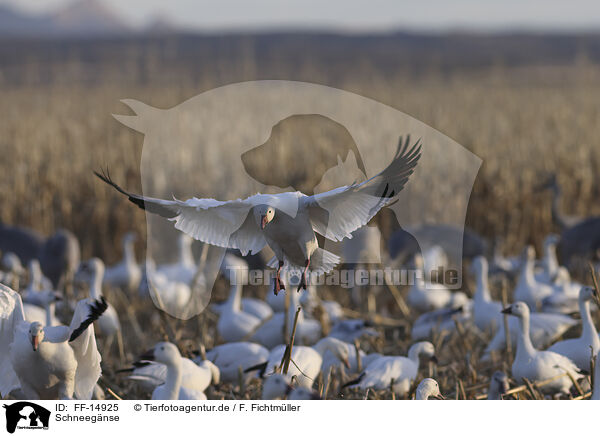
[1,252,24,290]
[502,302,580,395]
[22,290,62,327]
[411,292,472,340]
[487,371,509,400]
[328,319,378,343]
[157,233,197,284]
[203,342,269,383]
[95,138,421,293]
[250,291,321,347]
[216,277,262,342]
[407,254,456,312]
[536,234,560,284]
[0,283,107,400]
[547,286,599,371]
[343,341,437,396]
[75,259,123,359]
[300,284,344,322]
[21,260,53,306]
[483,310,577,359]
[250,336,350,389]
[513,246,554,311]
[142,259,192,317]
[103,232,142,293]
[138,342,218,400]
[261,373,321,400]
[541,267,583,314]
[415,378,444,400]
[471,256,503,333]
[213,253,273,321]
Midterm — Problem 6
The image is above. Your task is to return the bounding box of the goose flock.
[1,137,599,401]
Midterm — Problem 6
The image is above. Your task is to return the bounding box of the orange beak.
[31,334,40,351]
[261,215,268,229]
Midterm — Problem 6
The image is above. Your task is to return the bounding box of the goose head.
[75,258,105,283]
[262,374,292,400]
[123,232,137,244]
[522,245,536,263]
[415,378,444,400]
[410,341,437,362]
[501,301,530,318]
[489,371,509,398]
[139,342,182,367]
[253,205,276,229]
[29,322,45,351]
[580,286,598,304]
[543,234,560,248]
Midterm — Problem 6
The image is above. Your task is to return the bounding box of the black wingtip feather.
[69,297,108,342]
[341,372,365,390]
[244,362,268,378]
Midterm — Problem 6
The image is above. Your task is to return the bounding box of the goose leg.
[274,260,285,295]
[297,259,309,292]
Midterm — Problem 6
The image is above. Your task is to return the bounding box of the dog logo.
[3,402,50,433]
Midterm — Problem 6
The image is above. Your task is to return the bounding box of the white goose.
[157,233,197,284]
[411,292,471,340]
[502,302,580,395]
[137,342,219,400]
[250,291,321,348]
[1,252,24,290]
[487,371,509,400]
[415,378,444,400]
[142,259,192,317]
[406,254,455,312]
[261,373,320,400]
[300,284,344,323]
[203,342,269,383]
[216,278,262,343]
[250,336,351,389]
[0,284,106,400]
[22,290,62,327]
[535,234,560,284]
[542,267,584,314]
[213,253,272,321]
[471,256,503,333]
[513,246,554,311]
[95,139,421,293]
[343,341,437,396]
[547,286,599,371]
[75,259,123,360]
[103,232,141,293]
[21,260,53,306]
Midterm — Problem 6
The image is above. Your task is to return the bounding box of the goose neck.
[163,360,183,400]
[515,314,536,360]
[580,299,597,340]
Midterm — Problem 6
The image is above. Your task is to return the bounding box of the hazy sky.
[4,0,600,32]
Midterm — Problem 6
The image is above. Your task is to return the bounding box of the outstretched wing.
[95,170,267,256]
[0,284,26,397]
[302,136,421,241]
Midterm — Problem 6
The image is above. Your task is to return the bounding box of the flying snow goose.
[0,283,107,400]
[261,373,321,400]
[487,371,509,400]
[415,378,444,400]
[95,138,421,293]
[203,342,269,383]
[547,286,600,371]
[103,232,142,293]
[157,233,197,284]
[406,254,458,312]
[248,336,351,389]
[137,342,219,400]
[75,259,123,360]
[513,246,554,311]
[343,341,437,396]
[502,302,580,395]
